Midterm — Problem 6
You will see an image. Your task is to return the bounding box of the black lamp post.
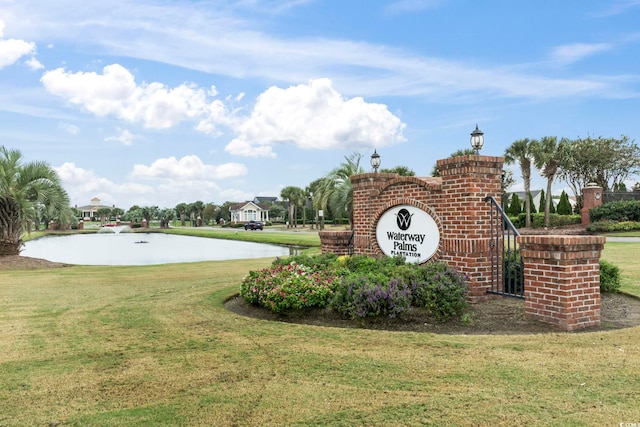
[370,149,381,172]
[470,124,484,154]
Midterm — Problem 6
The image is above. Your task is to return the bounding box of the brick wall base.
[519,235,605,331]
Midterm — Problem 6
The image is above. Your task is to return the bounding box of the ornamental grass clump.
[240,263,339,313]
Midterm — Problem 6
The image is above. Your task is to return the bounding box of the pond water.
[21,232,293,266]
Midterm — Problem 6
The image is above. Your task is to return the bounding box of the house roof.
[229,201,270,211]
[253,196,278,203]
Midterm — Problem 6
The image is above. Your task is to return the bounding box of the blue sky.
[1,0,639,209]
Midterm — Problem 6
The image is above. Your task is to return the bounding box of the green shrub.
[530,213,581,227]
[599,260,621,293]
[587,220,640,232]
[590,200,640,222]
[410,262,468,320]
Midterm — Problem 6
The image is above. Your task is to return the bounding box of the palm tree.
[280,186,305,228]
[0,146,70,255]
[504,139,534,228]
[315,152,364,229]
[531,136,562,228]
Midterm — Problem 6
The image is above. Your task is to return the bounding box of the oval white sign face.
[375,205,440,264]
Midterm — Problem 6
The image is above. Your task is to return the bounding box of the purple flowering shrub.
[331,274,412,319]
[240,263,339,313]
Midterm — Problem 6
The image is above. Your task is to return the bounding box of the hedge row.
[590,200,640,222]
[509,213,581,228]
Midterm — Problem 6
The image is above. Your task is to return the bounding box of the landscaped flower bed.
[240,254,469,321]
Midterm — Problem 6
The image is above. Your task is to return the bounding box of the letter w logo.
[396,208,413,231]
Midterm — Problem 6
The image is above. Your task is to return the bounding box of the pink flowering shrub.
[240,263,340,313]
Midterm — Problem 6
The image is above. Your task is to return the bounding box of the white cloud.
[2,1,635,101]
[58,122,80,135]
[226,78,406,157]
[40,64,227,130]
[55,162,124,204]
[24,56,43,70]
[105,129,136,146]
[551,43,612,65]
[55,160,246,209]
[130,155,247,180]
[0,37,36,69]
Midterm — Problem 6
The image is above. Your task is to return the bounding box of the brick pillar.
[581,184,603,226]
[318,230,353,256]
[519,235,605,331]
[78,220,84,230]
[437,155,504,302]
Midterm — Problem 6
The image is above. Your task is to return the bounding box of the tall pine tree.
[508,193,522,216]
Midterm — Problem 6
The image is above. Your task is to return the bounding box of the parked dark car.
[244,220,264,230]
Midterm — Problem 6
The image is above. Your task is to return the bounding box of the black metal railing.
[485,196,524,298]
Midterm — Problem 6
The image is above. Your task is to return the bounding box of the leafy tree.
[379,165,416,176]
[504,139,534,227]
[96,207,112,225]
[557,135,640,208]
[0,146,71,255]
[557,190,572,215]
[111,207,125,220]
[613,182,628,192]
[141,206,159,225]
[268,203,286,222]
[123,207,143,222]
[532,136,561,228]
[158,208,176,228]
[202,203,218,225]
[216,201,235,223]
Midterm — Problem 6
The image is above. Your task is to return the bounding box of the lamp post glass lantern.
[470,124,484,154]
[370,149,381,172]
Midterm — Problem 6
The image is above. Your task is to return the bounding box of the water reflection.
[22,233,293,266]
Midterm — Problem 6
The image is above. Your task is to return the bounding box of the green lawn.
[2,232,639,425]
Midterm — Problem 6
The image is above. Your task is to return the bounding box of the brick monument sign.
[319,154,604,331]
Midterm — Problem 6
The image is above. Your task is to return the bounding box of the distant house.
[75,197,116,221]
[507,190,543,211]
[229,201,271,223]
